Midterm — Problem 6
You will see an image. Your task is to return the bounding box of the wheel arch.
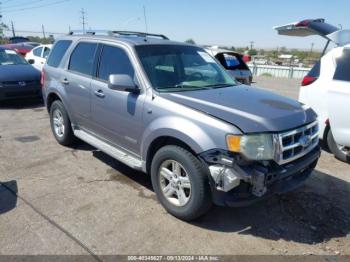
[145,136,200,175]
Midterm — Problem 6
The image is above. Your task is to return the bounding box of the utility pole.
[249,41,254,50]
[11,21,15,37]
[80,8,86,33]
[42,24,46,39]
[143,5,148,33]
[310,42,314,54]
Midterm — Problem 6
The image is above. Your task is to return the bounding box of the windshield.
[0,49,28,66]
[135,45,237,92]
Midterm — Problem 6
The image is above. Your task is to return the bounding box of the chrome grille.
[274,121,319,164]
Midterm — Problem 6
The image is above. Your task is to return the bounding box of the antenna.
[143,5,148,33]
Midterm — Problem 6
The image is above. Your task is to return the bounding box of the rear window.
[307,61,321,78]
[69,42,98,76]
[215,52,248,70]
[333,49,350,82]
[47,40,72,68]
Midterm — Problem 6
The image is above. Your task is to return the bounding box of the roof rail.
[68,30,169,40]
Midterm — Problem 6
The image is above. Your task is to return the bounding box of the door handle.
[94,90,105,98]
[61,78,69,85]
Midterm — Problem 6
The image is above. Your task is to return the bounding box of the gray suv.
[42,31,321,221]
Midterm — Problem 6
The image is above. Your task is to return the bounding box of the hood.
[0,64,41,82]
[159,85,317,133]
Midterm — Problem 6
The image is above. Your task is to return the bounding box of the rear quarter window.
[307,61,321,78]
[47,40,72,68]
[333,49,350,82]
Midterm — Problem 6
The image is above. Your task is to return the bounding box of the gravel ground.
[0,77,349,258]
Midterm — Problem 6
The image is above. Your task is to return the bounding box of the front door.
[90,44,145,155]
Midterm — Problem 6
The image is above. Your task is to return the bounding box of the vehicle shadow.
[92,150,153,191]
[0,98,44,110]
[89,150,350,244]
[0,180,18,215]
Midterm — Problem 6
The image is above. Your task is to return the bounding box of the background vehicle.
[275,18,350,163]
[9,36,30,44]
[0,47,42,101]
[1,42,40,56]
[26,44,52,71]
[205,46,253,84]
[42,31,320,220]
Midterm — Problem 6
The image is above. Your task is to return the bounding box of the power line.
[2,0,46,10]
[2,0,70,13]
[3,28,66,35]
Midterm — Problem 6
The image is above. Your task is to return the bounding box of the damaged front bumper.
[199,146,321,207]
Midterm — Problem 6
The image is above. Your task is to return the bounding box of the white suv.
[275,19,350,163]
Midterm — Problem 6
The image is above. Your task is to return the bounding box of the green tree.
[0,22,8,37]
[185,38,196,44]
[248,49,257,56]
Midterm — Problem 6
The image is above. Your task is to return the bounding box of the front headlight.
[226,134,274,160]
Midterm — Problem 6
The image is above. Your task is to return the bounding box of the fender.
[141,116,218,160]
[46,89,76,125]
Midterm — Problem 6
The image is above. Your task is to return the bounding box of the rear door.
[274,19,339,39]
[214,52,251,84]
[328,47,350,146]
[63,41,98,128]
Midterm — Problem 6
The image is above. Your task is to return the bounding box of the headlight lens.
[227,134,274,160]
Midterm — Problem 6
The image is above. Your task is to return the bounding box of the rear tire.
[50,100,76,146]
[151,145,212,221]
[327,129,350,163]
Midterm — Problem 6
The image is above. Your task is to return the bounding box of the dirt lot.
[0,76,349,257]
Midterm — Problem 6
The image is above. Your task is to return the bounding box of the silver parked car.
[42,31,320,221]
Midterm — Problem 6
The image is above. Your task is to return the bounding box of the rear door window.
[47,40,72,68]
[43,47,51,58]
[69,42,98,76]
[333,49,350,82]
[97,45,134,81]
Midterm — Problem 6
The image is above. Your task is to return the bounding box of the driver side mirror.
[108,74,140,93]
[28,59,35,65]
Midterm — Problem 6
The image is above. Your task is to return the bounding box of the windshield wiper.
[157,84,206,91]
[203,83,233,89]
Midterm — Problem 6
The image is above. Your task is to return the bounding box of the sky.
[1,0,348,50]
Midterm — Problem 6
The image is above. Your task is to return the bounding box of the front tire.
[151,145,212,221]
[327,129,350,163]
[50,100,76,146]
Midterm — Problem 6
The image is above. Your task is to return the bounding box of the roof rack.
[68,30,169,40]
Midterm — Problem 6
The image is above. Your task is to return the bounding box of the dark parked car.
[0,47,42,101]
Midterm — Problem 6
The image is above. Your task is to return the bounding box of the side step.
[74,129,143,170]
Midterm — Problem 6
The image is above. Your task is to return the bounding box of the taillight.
[296,20,311,27]
[40,69,46,87]
[301,76,317,86]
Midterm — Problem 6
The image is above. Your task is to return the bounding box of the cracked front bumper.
[200,146,321,207]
